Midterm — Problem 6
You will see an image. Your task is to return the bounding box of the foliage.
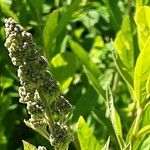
[1,0,150,150]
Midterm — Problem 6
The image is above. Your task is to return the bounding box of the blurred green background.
[0,0,144,150]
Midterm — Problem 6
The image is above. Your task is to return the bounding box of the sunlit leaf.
[0,76,13,90]
[0,1,18,21]
[106,84,125,149]
[138,125,150,137]
[146,75,150,96]
[22,140,37,150]
[101,137,110,150]
[51,52,77,90]
[77,116,101,150]
[112,52,133,92]
[136,135,150,150]
[135,6,150,51]
[114,15,134,76]
[134,37,150,106]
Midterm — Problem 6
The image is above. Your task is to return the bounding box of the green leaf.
[101,137,110,150]
[136,0,144,9]
[0,96,11,122]
[0,76,13,90]
[112,52,133,92]
[77,116,101,150]
[126,108,142,144]
[22,140,37,150]
[51,52,78,90]
[136,0,150,9]
[114,15,134,76]
[0,127,7,149]
[106,84,125,149]
[69,40,101,78]
[103,0,122,31]
[138,125,150,137]
[126,119,136,143]
[26,0,43,21]
[84,67,105,99]
[0,127,7,145]
[44,0,82,59]
[146,75,150,96]
[141,103,150,127]
[134,37,150,106]
[0,1,18,21]
[43,8,60,56]
[60,77,73,92]
[135,6,150,51]
[69,40,105,98]
[72,85,98,122]
[136,135,150,150]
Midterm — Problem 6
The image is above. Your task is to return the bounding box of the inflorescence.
[4,17,73,149]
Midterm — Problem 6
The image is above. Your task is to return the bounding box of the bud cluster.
[4,18,73,149]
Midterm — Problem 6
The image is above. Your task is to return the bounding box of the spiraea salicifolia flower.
[4,17,73,149]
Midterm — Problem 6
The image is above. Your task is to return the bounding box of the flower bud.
[37,146,47,150]
[50,122,68,145]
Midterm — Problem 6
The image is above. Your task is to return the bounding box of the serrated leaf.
[77,116,101,150]
[135,6,150,51]
[134,37,150,106]
[101,137,110,150]
[114,15,134,76]
[22,140,37,150]
[106,84,125,149]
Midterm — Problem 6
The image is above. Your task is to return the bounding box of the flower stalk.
[4,17,73,150]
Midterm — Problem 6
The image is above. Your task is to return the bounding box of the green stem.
[132,107,143,140]
[112,71,119,98]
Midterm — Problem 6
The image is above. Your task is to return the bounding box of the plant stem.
[112,71,119,97]
[132,107,142,141]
